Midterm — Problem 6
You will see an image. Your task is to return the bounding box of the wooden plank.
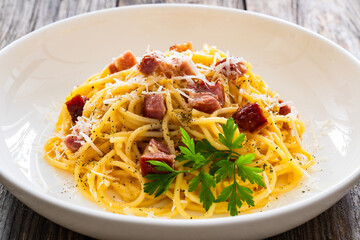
[246,0,360,58]
[247,0,360,239]
[0,0,117,49]
[246,0,297,22]
[0,0,40,49]
[118,0,244,8]
[297,0,360,59]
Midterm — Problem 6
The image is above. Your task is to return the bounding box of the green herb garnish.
[144,118,265,216]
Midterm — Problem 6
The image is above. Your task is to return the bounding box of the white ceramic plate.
[0,4,359,240]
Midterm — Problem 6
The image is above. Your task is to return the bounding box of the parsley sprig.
[144,118,265,216]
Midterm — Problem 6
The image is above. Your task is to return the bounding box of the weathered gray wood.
[0,0,359,239]
[247,0,360,59]
[117,0,244,8]
[246,0,297,22]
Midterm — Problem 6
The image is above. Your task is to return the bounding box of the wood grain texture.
[247,0,360,59]
[117,0,244,8]
[0,0,359,239]
[0,0,117,49]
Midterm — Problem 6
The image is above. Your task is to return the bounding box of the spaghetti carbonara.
[44,42,314,219]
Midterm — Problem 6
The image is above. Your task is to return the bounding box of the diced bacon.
[108,51,137,74]
[158,60,178,78]
[64,135,82,152]
[144,93,166,120]
[187,80,225,114]
[233,103,268,132]
[140,152,176,176]
[279,105,291,115]
[138,50,195,77]
[140,140,175,176]
[144,139,171,154]
[188,80,225,106]
[179,60,196,76]
[169,42,193,52]
[159,59,196,77]
[278,99,291,115]
[65,94,89,123]
[138,51,163,75]
[188,92,222,114]
[215,57,247,79]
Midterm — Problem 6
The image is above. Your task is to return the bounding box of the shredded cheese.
[263,172,272,194]
[90,169,118,181]
[80,132,104,156]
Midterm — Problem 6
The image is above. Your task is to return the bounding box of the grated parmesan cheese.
[80,132,104,156]
[290,119,303,149]
[90,169,117,181]
[103,97,118,105]
[263,172,272,194]
[141,91,166,95]
[175,89,191,99]
[300,168,312,179]
[123,207,135,216]
[146,211,155,218]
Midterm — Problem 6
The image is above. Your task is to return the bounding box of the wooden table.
[0,0,359,239]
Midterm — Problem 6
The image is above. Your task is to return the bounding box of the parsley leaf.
[177,128,217,210]
[214,181,255,216]
[236,154,265,187]
[219,118,245,150]
[144,161,180,198]
[189,171,216,211]
[147,160,176,172]
[237,184,255,207]
[176,128,207,169]
[208,151,232,176]
[213,159,234,183]
[214,183,243,216]
[195,139,217,160]
[144,173,178,198]
[180,127,195,154]
[214,184,232,203]
[144,118,265,216]
[228,183,243,216]
[212,118,264,215]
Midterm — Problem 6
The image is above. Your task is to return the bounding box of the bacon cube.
[144,139,171,155]
[140,139,175,176]
[64,135,82,152]
[233,103,268,132]
[144,93,166,120]
[65,94,89,123]
[108,51,137,74]
[188,92,221,114]
[188,80,225,106]
[138,51,163,75]
[278,99,291,115]
[140,152,175,176]
[215,57,247,79]
[169,42,193,52]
